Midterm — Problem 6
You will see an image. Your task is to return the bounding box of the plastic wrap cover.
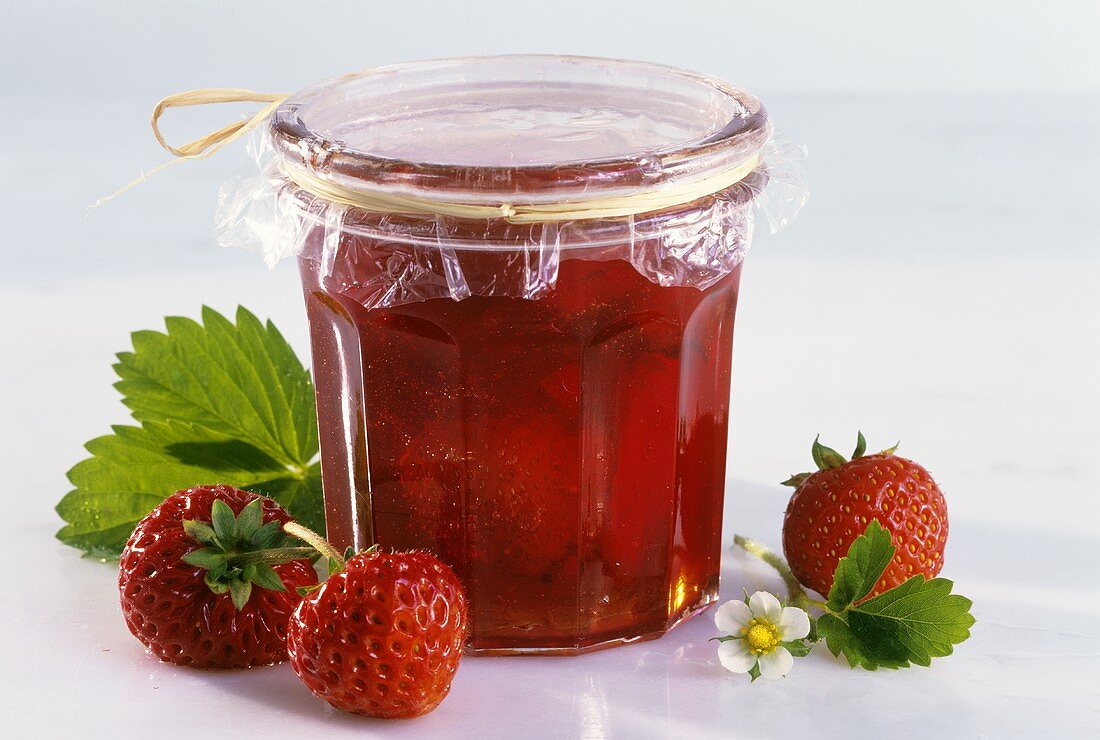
[216,56,806,310]
[217,137,804,311]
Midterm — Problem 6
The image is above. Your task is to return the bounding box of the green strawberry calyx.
[181,498,318,610]
[780,431,898,488]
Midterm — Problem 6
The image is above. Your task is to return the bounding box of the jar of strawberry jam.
[256,55,778,654]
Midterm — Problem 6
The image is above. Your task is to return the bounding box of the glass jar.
[263,55,773,654]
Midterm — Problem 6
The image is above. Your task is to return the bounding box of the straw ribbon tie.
[96,88,288,205]
[280,156,761,224]
[150,88,288,160]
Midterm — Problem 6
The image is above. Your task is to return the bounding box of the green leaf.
[817,520,975,670]
[818,576,975,670]
[816,613,865,668]
[826,520,895,612]
[249,563,288,592]
[251,465,326,535]
[852,431,867,460]
[855,577,974,665]
[747,662,761,682]
[811,435,848,470]
[55,488,164,559]
[780,639,815,658]
[55,308,325,559]
[162,439,286,474]
[113,306,317,470]
[56,421,319,557]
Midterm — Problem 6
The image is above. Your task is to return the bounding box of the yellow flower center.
[742,618,782,654]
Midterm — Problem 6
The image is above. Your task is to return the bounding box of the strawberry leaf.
[826,520,894,611]
[114,306,317,471]
[817,524,975,670]
[252,466,324,539]
[780,639,815,658]
[817,575,975,670]
[55,307,324,558]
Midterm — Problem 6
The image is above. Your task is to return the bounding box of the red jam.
[300,244,741,652]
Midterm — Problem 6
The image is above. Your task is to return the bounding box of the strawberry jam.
[269,55,773,653]
[300,246,741,652]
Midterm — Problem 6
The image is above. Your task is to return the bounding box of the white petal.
[748,591,783,623]
[776,606,811,640]
[758,647,795,680]
[714,600,753,634]
[717,639,758,674]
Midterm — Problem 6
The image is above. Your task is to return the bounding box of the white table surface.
[2,93,1098,737]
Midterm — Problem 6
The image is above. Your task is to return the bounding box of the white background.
[1,1,1098,737]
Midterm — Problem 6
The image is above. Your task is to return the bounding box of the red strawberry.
[118,484,318,668]
[781,434,948,599]
[287,548,468,718]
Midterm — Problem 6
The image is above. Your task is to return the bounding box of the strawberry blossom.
[714,591,810,680]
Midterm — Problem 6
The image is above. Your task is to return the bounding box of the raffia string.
[101,87,761,220]
[281,154,760,224]
[95,88,288,206]
[150,88,288,158]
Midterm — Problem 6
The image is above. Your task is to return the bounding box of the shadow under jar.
[269,55,772,654]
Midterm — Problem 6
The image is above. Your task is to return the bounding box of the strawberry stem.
[226,547,317,568]
[284,521,346,572]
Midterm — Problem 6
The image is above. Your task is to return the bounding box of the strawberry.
[287,548,468,718]
[781,434,948,599]
[118,485,318,668]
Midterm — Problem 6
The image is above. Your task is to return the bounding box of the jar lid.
[269,55,770,208]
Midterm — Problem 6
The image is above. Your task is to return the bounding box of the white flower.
[714,591,811,680]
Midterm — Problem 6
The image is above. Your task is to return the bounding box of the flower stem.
[734,534,822,613]
[284,521,346,572]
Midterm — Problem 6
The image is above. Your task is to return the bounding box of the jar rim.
[269,54,770,207]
